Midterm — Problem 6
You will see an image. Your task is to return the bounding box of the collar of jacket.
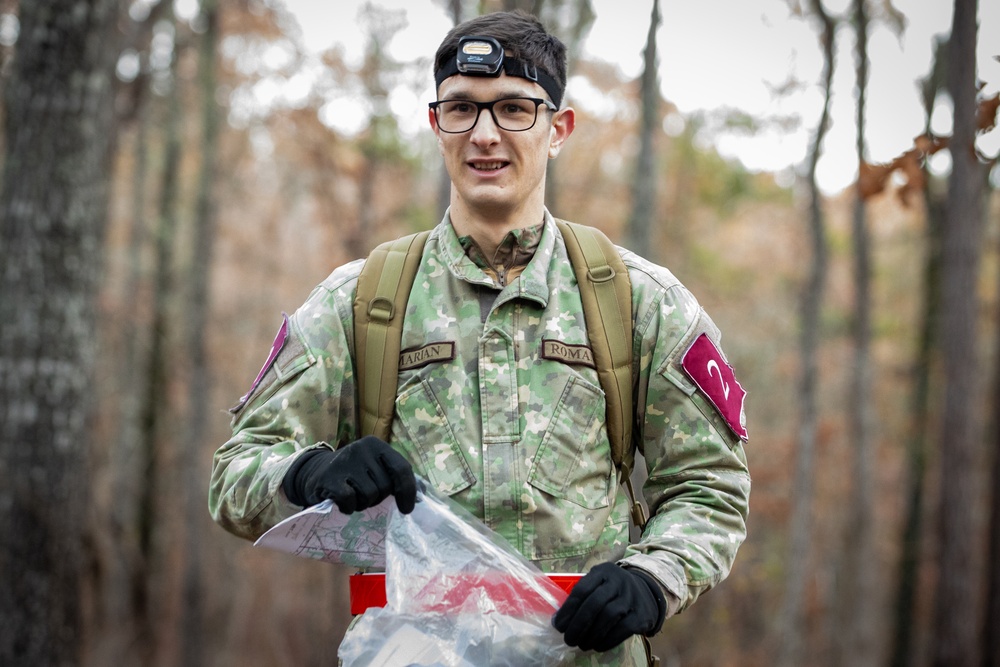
[433,208,561,308]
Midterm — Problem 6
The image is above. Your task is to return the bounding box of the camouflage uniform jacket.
[210,210,750,636]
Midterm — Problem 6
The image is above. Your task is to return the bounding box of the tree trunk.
[983,106,1000,667]
[136,7,183,660]
[178,3,220,664]
[97,62,154,666]
[0,0,120,663]
[932,0,987,664]
[839,0,878,663]
[625,0,660,258]
[544,0,594,214]
[986,209,1000,667]
[890,37,947,667]
[775,2,835,664]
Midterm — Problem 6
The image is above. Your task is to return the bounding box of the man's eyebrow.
[440,89,536,101]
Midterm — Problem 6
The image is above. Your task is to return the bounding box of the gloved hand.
[281,436,417,514]
[552,562,667,652]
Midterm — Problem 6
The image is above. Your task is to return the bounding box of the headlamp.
[456,36,504,76]
[435,34,563,108]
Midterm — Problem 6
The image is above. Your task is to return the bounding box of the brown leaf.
[914,133,948,156]
[858,160,893,200]
[894,149,926,207]
[978,94,1000,133]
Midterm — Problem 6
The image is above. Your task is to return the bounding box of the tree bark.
[136,6,183,660]
[983,100,1000,667]
[839,1,878,663]
[776,1,835,664]
[890,36,947,667]
[986,203,1000,667]
[625,0,660,258]
[178,2,221,664]
[932,0,987,664]
[97,61,154,666]
[0,0,120,663]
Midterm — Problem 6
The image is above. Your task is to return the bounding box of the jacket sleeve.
[618,262,751,614]
[208,264,362,541]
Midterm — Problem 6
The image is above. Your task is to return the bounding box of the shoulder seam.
[317,257,365,293]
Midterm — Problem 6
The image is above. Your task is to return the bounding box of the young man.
[210,10,750,666]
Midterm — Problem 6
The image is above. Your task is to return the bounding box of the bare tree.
[625,0,660,258]
[932,0,987,664]
[177,1,221,663]
[890,35,948,667]
[838,0,878,663]
[776,1,836,664]
[986,174,1000,666]
[136,6,184,660]
[0,0,121,663]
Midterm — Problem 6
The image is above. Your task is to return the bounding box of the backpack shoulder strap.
[555,220,634,467]
[556,220,645,528]
[353,230,430,440]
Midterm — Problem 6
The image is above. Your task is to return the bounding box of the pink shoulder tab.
[231,314,289,413]
[681,333,748,441]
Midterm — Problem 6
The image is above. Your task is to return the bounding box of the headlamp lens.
[461,40,494,56]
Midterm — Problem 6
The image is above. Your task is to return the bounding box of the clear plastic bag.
[338,484,583,667]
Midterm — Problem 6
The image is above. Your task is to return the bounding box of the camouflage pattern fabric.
[457,221,543,287]
[210,210,751,666]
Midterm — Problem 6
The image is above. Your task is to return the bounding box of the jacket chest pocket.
[393,379,475,497]
[527,375,612,510]
[525,375,615,559]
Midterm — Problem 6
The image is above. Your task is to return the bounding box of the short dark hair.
[433,10,567,104]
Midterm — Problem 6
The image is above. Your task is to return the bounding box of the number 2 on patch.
[706,360,731,400]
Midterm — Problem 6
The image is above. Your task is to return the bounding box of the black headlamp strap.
[435,55,563,109]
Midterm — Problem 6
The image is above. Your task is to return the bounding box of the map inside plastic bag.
[338,483,583,667]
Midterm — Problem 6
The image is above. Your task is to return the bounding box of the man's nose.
[469,106,501,144]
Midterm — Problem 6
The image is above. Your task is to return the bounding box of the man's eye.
[500,101,530,114]
[447,102,475,114]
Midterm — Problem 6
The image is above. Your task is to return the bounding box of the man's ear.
[428,107,445,154]
[548,106,576,159]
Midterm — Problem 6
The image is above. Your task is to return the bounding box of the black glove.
[552,562,667,652]
[281,436,417,514]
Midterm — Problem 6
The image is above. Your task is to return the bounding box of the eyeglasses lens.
[436,98,543,133]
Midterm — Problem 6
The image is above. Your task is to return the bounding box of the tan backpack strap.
[556,220,633,464]
[555,220,643,527]
[353,231,430,440]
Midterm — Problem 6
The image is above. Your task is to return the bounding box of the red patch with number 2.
[229,314,289,414]
[681,333,748,441]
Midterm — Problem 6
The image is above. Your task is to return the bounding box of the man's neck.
[448,197,546,259]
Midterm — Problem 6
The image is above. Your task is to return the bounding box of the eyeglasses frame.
[429,96,558,134]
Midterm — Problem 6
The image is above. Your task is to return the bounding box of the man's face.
[429,71,574,221]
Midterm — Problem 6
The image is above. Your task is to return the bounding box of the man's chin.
[458,190,517,217]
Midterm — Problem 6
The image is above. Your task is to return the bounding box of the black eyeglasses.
[429,97,557,133]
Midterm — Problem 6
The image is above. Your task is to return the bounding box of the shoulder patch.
[230,314,289,414]
[681,333,748,441]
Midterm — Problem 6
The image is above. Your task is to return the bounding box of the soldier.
[209,9,750,666]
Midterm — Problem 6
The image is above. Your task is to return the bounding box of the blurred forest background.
[0,0,999,665]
